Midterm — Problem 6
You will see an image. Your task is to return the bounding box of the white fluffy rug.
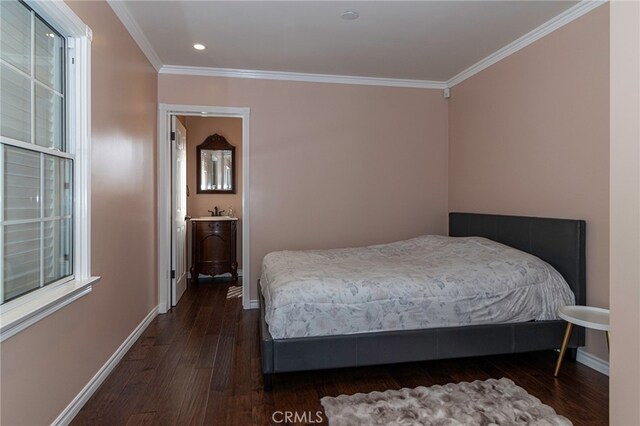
[320,377,571,426]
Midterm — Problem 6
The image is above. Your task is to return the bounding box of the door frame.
[158,104,251,313]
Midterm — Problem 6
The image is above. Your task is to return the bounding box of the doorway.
[158,105,251,313]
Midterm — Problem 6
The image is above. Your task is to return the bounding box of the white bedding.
[260,235,576,339]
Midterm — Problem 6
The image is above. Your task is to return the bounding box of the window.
[1,0,73,304]
[0,0,95,340]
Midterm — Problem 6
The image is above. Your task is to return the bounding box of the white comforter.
[260,235,575,339]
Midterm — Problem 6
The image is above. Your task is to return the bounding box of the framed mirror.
[197,134,236,194]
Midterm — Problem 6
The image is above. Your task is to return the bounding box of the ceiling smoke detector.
[341,10,359,21]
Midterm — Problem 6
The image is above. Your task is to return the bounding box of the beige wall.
[0,1,158,424]
[159,77,450,299]
[184,116,243,269]
[448,5,610,360]
[610,1,640,424]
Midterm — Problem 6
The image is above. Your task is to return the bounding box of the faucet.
[207,207,226,217]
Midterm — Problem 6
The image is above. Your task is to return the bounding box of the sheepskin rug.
[320,377,571,426]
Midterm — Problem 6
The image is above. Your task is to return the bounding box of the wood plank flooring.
[73,278,609,425]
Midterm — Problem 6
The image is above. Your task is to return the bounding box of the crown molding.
[447,0,607,88]
[159,65,448,90]
[106,0,162,71]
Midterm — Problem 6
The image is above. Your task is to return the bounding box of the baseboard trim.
[576,348,609,376]
[52,305,160,425]
[249,299,259,310]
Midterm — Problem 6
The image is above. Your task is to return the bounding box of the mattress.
[260,235,576,339]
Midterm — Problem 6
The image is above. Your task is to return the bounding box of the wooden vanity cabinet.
[191,219,238,281]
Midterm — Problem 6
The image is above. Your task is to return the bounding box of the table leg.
[554,322,574,377]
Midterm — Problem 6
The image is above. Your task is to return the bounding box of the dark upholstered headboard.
[449,212,586,306]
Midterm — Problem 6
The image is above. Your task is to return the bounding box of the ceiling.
[122,1,580,82]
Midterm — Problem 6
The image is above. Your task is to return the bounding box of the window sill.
[0,276,100,342]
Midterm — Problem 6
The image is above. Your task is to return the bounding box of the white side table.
[554,305,609,377]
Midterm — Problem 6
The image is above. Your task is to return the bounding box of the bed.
[259,213,586,391]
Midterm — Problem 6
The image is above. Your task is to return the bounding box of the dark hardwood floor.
[72,279,609,425]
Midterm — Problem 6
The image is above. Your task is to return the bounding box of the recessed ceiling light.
[341,10,359,21]
[193,43,206,50]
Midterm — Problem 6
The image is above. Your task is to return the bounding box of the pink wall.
[159,77,450,299]
[448,5,610,360]
[0,1,158,424]
[610,1,640,423]
[184,116,244,269]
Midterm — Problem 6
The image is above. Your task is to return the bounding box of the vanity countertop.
[191,216,238,222]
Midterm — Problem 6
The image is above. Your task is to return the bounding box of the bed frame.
[259,212,586,391]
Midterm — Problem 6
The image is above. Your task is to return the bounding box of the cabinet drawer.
[195,221,230,234]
